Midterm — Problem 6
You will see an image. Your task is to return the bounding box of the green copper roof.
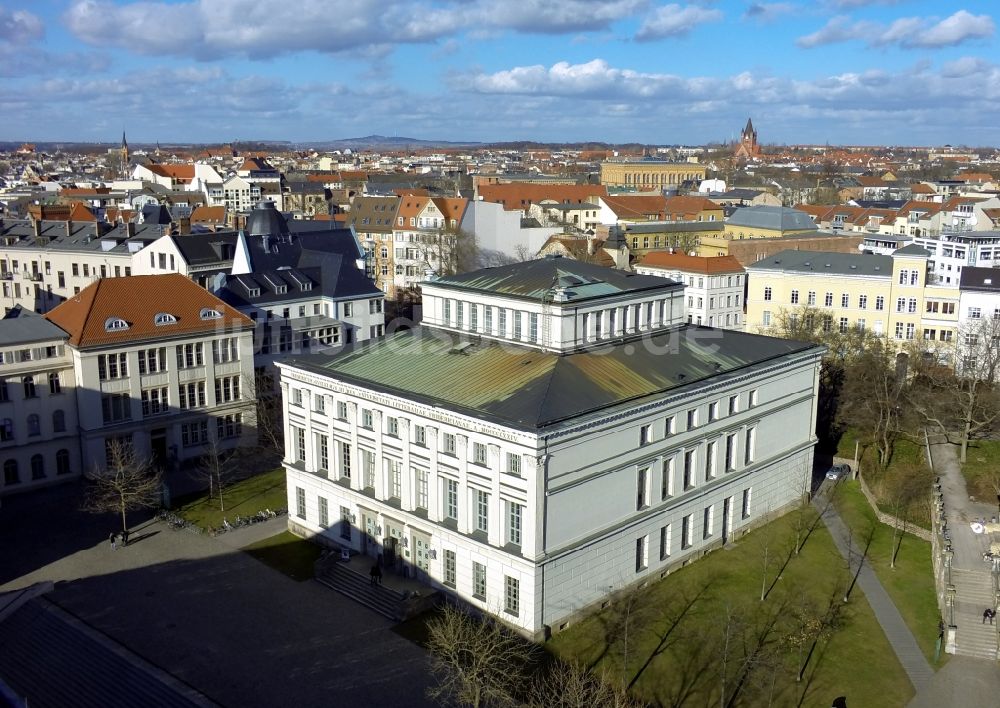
[285,325,821,431]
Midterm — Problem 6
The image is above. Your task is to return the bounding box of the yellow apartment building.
[744,245,958,347]
[599,159,706,189]
[700,205,819,257]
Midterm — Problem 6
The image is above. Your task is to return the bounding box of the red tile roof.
[638,252,744,274]
[478,183,606,210]
[190,206,226,224]
[148,164,196,180]
[45,274,252,348]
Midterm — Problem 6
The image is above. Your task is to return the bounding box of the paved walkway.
[813,493,935,693]
[0,484,433,708]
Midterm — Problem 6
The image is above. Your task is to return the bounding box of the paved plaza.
[0,482,433,708]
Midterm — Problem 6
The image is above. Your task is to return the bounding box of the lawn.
[961,439,1000,503]
[832,480,943,665]
[243,531,323,581]
[173,467,287,530]
[548,510,915,707]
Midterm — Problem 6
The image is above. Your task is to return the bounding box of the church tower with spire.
[735,117,760,160]
[119,131,129,179]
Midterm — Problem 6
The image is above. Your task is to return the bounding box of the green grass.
[961,439,1000,502]
[243,531,323,581]
[548,511,915,707]
[173,467,286,530]
[832,480,943,665]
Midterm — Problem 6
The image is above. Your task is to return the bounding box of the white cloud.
[0,8,44,43]
[742,3,796,24]
[940,56,992,78]
[635,3,724,41]
[798,10,995,49]
[63,0,648,60]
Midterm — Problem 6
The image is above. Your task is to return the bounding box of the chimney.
[65,220,72,237]
[126,221,136,238]
[32,218,42,239]
[179,217,191,235]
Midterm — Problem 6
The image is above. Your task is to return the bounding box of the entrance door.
[722,496,733,543]
[412,532,430,580]
[383,536,398,569]
[362,513,378,556]
[150,429,167,467]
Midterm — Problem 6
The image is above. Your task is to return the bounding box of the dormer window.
[154,312,177,326]
[104,317,129,332]
[200,307,223,320]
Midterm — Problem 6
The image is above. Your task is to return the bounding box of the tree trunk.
[961,411,972,464]
[120,498,127,535]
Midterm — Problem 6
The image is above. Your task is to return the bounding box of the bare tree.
[193,437,243,512]
[838,341,908,469]
[527,660,642,708]
[881,461,934,568]
[83,439,162,534]
[425,603,537,708]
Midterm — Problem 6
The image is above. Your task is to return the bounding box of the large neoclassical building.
[278,258,824,636]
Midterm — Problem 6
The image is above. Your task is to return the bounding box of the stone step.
[314,563,404,620]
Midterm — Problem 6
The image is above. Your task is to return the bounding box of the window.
[661,456,674,499]
[742,488,752,519]
[507,501,523,546]
[895,322,905,339]
[683,449,695,489]
[314,394,326,415]
[687,409,698,430]
[27,414,40,437]
[51,409,66,433]
[512,311,522,339]
[528,313,538,343]
[906,322,915,340]
[807,291,816,306]
[484,306,493,333]
[660,524,672,560]
[296,486,306,519]
[498,308,507,335]
[137,347,166,374]
[762,311,771,327]
[343,302,353,317]
[790,290,799,305]
[505,576,519,615]
[639,424,652,446]
[637,467,650,509]
[473,442,487,466]
[445,479,459,520]
[4,459,18,486]
[181,421,208,447]
[97,353,128,381]
[414,425,426,446]
[46,371,61,395]
[703,505,714,539]
[178,381,206,409]
[444,550,456,587]
[216,413,242,439]
[705,440,716,479]
[472,562,486,599]
[141,387,169,417]
[681,514,693,549]
[469,304,478,332]
[443,432,456,455]
[0,418,13,442]
[387,416,399,437]
[763,286,772,301]
[56,449,70,476]
[841,293,849,308]
[317,434,329,471]
[969,306,982,319]
[361,409,373,430]
[212,338,239,363]
[341,442,352,479]
[859,294,868,309]
[388,459,402,498]
[665,416,675,436]
[839,317,849,333]
[824,292,833,307]
[415,468,428,509]
[709,401,719,422]
[101,393,131,424]
[175,343,204,369]
[337,401,348,420]
[635,535,648,572]
[748,389,759,408]
[318,497,329,529]
[340,506,352,540]
[0,380,6,403]
[506,452,521,476]
[455,301,463,327]
[728,395,739,415]
[875,296,885,311]
[475,489,489,533]
[744,427,755,465]
[362,449,375,488]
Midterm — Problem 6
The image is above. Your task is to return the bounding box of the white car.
[826,463,850,481]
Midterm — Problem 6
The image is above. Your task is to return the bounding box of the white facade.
[634,265,745,329]
[460,200,560,262]
[278,260,823,636]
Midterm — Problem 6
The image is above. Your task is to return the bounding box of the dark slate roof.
[960,266,1000,292]
[285,325,821,431]
[747,249,893,277]
[0,305,69,346]
[727,205,818,232]
[429,256,680,304]
[169,232,240,266]
[140,203,173,225]
[0,219,164,254]
[893,244,931,256]
[247,200,289,238]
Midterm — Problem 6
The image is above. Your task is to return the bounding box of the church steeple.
[119,130,129,179]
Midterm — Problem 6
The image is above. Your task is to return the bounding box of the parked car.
[826,463,851,481]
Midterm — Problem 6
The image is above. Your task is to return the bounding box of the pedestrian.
[370,564,379,586]
[122,528,130,547]
[984,608,993,624]
[375,564,383,585]
[109,531,117,551]
[990,609,996,625]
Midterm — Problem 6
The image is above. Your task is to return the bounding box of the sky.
[1,0,998,147]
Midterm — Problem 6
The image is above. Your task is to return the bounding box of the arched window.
[3,459,18,485]
[199,308,223,320]
[104,316,129,332]
[56,449,71,476]
[23,376,36,398]
[154,312,177,326]
[30,454,44,480]
[0,418,12,442]
[27,414,40,436]
[53,410,66,433]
